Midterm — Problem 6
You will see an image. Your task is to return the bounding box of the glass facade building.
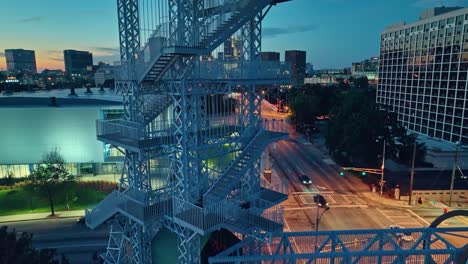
[4,49,37,74]
[377,8,468,145]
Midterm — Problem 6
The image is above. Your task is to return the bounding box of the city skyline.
[0,0,467,71]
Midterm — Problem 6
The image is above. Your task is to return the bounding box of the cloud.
[413,0,467,7]
[92,47,120,54]
[45,50,63,62]
[90,47,120,64]
[17,16,45,23]
[263,25,318,38]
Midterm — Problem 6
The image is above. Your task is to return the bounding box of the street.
[6,218,108,263]
[272,134,468,232]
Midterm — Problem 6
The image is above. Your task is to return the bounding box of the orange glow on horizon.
[0,57,64,72]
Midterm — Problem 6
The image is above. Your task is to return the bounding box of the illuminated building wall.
[377,8,468,145]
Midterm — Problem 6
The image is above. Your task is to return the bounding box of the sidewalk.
[0,210,84,223]
[362,192,413,208]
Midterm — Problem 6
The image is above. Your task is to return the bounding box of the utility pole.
[380,140,386,196]
[449,141,460,207]
[408,143,416,206]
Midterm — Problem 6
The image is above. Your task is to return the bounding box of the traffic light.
[339,171,344,176]
[361,171,367,176]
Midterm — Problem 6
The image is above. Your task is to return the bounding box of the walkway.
[0,210,84,223]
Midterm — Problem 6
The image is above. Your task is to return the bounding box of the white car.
[389,225,413,242]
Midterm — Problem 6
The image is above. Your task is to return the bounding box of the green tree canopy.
[28,149,75,216]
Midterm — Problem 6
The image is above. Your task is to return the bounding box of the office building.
[352,57,379,75]
[377,7,468,146]
[285,50,306,87]
[4,49,37,74]
[64,50,93,75]
[261,52,280,61]
[352,57,379,84]
[223,36,242,61]
[94,65,115,86]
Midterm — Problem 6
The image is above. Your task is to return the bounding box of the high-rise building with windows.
[377,7,468,145]
[285,50,306,88]
[64,50,93,75]
[4,49,37,74]
[261,52,280,62]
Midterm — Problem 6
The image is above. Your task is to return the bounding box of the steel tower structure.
[86,0,291,263]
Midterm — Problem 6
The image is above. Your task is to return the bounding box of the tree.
[28,149,75,216]
[325,88,413,167]
[0,226,69,264]
[352,76,369,89]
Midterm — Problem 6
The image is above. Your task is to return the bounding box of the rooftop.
[0,87,123,107]
[417,134,468,152]
[383,7,467,33]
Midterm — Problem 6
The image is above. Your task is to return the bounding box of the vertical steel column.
[117,0,140,62]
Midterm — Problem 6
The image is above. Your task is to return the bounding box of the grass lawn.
[0,186,108,216]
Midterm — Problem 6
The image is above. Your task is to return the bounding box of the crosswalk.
[376,208,423,228]
[292,191,368,208]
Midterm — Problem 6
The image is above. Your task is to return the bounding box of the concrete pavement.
[0,209,84,223]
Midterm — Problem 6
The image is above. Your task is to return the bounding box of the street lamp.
[449,141,461,207]
[376,138,386,196]
[314,195,330,252]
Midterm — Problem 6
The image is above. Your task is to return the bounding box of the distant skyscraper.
[285,50,306,88]
[64,50,93,75]
[4,49,37,74]
[261,52,280,61]
[377,7,468,145]
[223,37,242,61]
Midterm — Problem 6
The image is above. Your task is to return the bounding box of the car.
[313,194,328,208]
[389,225,413,242]
[300,175,312,185]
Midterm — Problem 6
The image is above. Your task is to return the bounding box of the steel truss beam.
[117,0,140,61]
[209,227,468,263]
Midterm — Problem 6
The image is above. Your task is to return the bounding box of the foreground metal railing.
[194,60,291,82]
[209,227,468,264]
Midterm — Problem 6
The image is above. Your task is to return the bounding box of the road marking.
[325,194,336,204]
[406,209,431,226]
[291,191,335,195]
[298,195,307,205]
[454,216,468,226]
[329,205,368,208]
[284,206,316,211]
[295,165,305,175]
[283,217,303,257]
[340,195,351,204]
[316,185,327,190]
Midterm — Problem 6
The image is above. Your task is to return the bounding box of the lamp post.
[314,196,330,253]
[449,141,461,207]
[380,140,386,196]
[408,143,417,206]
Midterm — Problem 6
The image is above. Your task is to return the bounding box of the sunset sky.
[1,0,467,72]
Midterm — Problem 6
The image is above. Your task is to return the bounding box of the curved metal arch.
[429,210,468,228]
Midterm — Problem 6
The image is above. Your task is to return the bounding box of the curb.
[362,192,413,208]
[0,212,85,224]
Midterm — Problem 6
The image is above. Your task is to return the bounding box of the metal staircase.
[85,191,123,229]
[137,0,277,84]
[142,94,171,124]
[89,0,294,263]
[199,0,271,52]
[173,198,283,242]
[203,129,287,204]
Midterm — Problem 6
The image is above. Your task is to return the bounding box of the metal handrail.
[203,127,264,201]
